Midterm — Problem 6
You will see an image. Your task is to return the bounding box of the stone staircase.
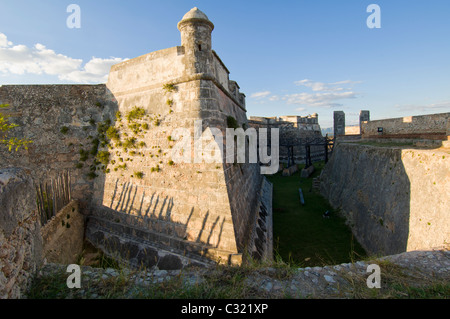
[85,208,238,270]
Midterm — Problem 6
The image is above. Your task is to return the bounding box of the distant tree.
[0,104,32,151]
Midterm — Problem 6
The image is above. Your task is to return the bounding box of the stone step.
[89,207,186,241]
[248,177,273,262]
[86,215,237,269]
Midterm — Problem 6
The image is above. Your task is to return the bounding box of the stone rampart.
[361,112,450,140]
[0,84,118,211]
[41,200,84,264]
[0,168,43,299]
[320,142,449,256]
[248,118,322,164]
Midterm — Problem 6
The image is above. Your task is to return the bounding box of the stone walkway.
[33,249,449,299]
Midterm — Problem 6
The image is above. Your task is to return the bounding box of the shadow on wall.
[86,177,230,269]
[321,144,412,256]
[0,84,120,215]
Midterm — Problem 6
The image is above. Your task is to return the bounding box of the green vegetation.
[163,83,176,93]
[128,122,141,135]
[90,138,100,156]
[96,151,110,166]
[226,116,239,129]
[123,137,136,149]
[27,253,449,299]
[86,172,98,180]
[60,126,69,134]
[126,106,146,122]
[106,126,120,142]
[75,162,83,169]
[79,149,90,162]
[134,171,144,179]
[151,165,160,172]
[338,259,450,299]
[266,161,366,267]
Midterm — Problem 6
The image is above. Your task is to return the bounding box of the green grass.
[266,161,367,267]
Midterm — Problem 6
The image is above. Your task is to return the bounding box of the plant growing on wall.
[126,106,146,122]
[226,116,239,129]
[0,104,32,151]
[163,83,176,93]
[60,126,69,134]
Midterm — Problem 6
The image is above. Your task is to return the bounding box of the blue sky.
[1,0,449,128]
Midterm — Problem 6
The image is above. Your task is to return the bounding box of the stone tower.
[178,7,214,75]
[334,111,345,137]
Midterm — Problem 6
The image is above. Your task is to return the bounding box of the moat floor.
[267,162,367,267]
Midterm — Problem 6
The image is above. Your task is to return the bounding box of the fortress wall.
[93,74,241,256]
[211,51,230,91]
[248,119,322,164]
[320,142,450,256]
[361,112,450,139]
[202,78,263,252]
[107,47,186,94]
[92,70,263,258]
[0,84,117,209]
[0,168,43,299]
[345,125,360,135]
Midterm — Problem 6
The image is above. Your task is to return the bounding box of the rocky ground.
[27,248,449,299]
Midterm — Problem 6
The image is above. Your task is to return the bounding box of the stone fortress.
[0,7,274,274]
[0,7,449,299]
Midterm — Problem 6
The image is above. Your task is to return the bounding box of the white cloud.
[285,91,358,108]
[61,57,126,83]
[0,33,127,83]
[0,33,13,48]
[288,79,360,108]
[249,79,361,109]
[250,91,271,99]
[268,95,280,102]
[295,79,361,92]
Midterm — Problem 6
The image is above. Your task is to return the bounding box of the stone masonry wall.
[88,38,263,263]
[203,78,263,253]
[0,84,118,211]
[41,200,84,264]
[0,168,43,299]
[361,112,450,139]
[248,119,322,164]
[320,142,449,256]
